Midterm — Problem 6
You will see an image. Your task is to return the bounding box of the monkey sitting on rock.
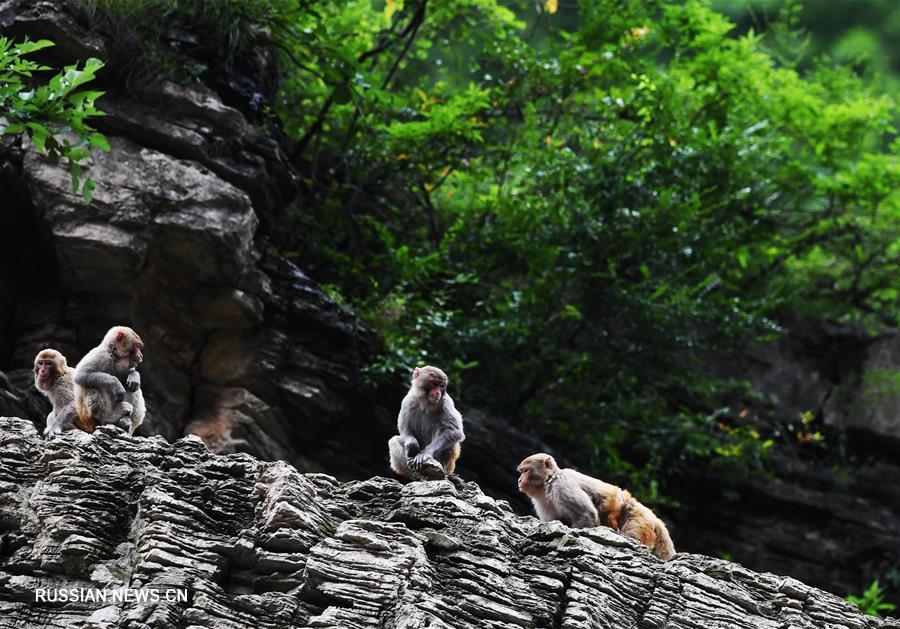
[388,366,465,485]
[74,326,146,436]
[517,453,675,561]
[33,349,78,438]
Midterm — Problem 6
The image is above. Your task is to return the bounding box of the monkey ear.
[413,367,421,379]
[544,457,553,469]
[116,330,125,343]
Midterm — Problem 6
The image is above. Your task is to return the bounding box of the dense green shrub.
[270,0,897,495]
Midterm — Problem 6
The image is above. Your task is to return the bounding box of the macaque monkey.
[388,366,465,483]
[33,349,78,438]
[74,326,146,435]
[517,453,675,561]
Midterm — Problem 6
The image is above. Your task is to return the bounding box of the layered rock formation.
[0,417,894,629]
[683,327,900,599]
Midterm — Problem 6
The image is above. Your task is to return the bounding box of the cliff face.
[0,0,549,512]
[0,417,894,629]
[674,330,900,600]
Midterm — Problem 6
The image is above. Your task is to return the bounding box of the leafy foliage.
[74,0,898,498]
[0,37,108,199]
[73,0,304,86]
[264,0,898,495]
[846,580,897,617]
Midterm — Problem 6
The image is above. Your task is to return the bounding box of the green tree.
[271,0,897,494]
[0,37,108,200]
[70,0,899,498]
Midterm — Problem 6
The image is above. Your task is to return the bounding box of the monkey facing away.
[388,366,465,483]
[74,326,146,435]
[517,453,675,561]
[33,349,78,438]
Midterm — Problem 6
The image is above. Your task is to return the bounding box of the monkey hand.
[409,452,446,480]
[126,369,141,392]
[408,451,432,472]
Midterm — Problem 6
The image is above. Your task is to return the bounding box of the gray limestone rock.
[0,417,894,629]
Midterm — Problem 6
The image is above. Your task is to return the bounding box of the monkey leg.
[75,389,109,433]
[107,400,134,432]
[388,436,415,479]
[389,436,449,481]
[126,391,146,435]
[440,443,462,475]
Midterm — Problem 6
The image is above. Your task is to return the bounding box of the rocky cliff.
[1,417,895,629]
[0,0,550,513]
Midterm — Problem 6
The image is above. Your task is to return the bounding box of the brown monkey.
[388,366,464,483]
[74,326,146,435]
[517,453,675,561]
[33,349,78,438]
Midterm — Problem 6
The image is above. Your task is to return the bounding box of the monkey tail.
[653,519,676,561]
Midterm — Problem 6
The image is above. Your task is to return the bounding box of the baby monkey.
[517,453,675,561]
[33,349,78,437]
[388,366,465,484]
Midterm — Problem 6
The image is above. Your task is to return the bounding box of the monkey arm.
[420,402,464,457]
[418,404,464,458]
[558,485,599,529]
[398,434,420,457]
[420,427,463,458]
[409,424,463,471]
[45,405,77,437]
[75,369,126,402]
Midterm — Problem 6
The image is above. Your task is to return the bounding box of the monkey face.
[413,366,448,405]
[517,466,545,496]
[517,454,555,494]
[129,341,143,368]
[110,327,144,368]
[517,462,541,493]
[426,380,445,404]
[34,350,64,389]
[517,467,532,491]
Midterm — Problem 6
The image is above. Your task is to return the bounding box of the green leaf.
[81,177,96,202]
[15,39,55,55]
[25,121,50,152]
[88,132,110,151]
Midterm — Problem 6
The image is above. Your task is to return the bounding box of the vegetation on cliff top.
[55,0,899,503]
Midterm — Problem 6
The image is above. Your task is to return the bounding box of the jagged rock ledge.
[0,417,893,629]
